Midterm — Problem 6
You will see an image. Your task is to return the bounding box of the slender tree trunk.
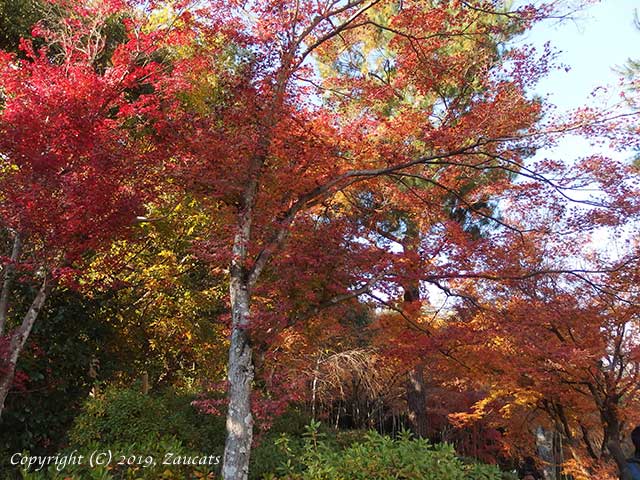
[402,267,428,438]
[311,355,321,421]
[0,276,48,419]
[221,114,274,478]
[0,232,22,335]
[579,422,599,461]
[589,380,631,480]
[223,276,254,480]
[406,364,428,437]
[535,425,556,480]
[556,430,565,480]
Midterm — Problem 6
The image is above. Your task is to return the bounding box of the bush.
[65,393,370,480]
[270,421,505,480]
[69,385,227,452]
[24,385,228,479]
[249,408,312,480]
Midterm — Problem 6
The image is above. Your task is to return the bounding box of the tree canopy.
[1,1,640,480]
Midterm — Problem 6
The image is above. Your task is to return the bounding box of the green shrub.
[69,385,226,452]
[271,421,504,480]
[249,410,371,480]
[60,389,321,479]
[69,385,167,446]
[37,386,226,479]
[65,389,327,480]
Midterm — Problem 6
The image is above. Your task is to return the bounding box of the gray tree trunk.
[603,410,632,480]
[0,232,22,335]
[0,276,48,419]
[535,426,556,480]
[222,308,254,478]
[402,273,428,438]
[222,234,255,479]
[406,364,428,438]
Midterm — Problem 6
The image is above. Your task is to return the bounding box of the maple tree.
[436,251,640,480]
[0,0,186,417]
[387,157,640,477]
[165,1,638,478]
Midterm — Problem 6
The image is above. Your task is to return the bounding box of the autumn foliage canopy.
[0,1,640,479]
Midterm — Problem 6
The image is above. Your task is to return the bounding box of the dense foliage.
[273,423,510,480]
[0,1,639,480]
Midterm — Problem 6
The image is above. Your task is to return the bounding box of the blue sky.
[515,1,639,255]
[526,0,638,111]
[518,1,638,165]
[508,0,640,189]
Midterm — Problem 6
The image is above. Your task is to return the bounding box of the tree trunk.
[406,364,428,437]
[0,276,48,419]
[311,354,321,421]
[0,232,22,335]
[222,273,254,480]
[602,405,632,480]
[402,272,428,438]
[535,425,556,480]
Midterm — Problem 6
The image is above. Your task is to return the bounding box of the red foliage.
[0,0,186,268]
